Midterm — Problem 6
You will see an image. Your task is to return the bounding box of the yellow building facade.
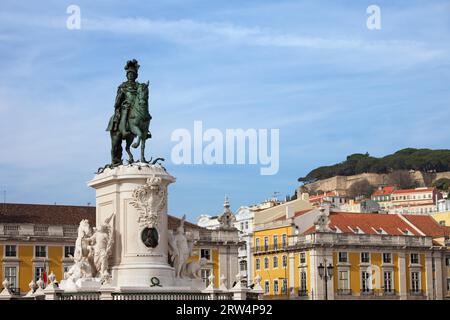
[253,210,450,300]
[432,211,450,227]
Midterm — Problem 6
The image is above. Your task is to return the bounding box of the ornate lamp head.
[125,59,140,75]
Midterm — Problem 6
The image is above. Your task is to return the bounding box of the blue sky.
[0,1,449,222]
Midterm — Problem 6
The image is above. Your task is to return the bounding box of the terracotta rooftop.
[402,215,450,238]
[301,212,449,239]
[372,186,396,196]
[392,188,434,194]
[0,203,205,231]
[327,212,421,236]
[0,203,95,225]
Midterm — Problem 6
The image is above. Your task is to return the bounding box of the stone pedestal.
[88,163,176,288]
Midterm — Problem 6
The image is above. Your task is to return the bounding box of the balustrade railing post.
[99,285,115,300]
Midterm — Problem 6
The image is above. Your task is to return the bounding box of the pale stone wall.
[303,171,450,195]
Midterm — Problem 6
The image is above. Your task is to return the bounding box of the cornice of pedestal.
[88,163,176,188]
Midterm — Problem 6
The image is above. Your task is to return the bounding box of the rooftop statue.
[106,59,152,165]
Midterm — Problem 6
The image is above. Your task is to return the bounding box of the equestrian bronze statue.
[106,59,152,166]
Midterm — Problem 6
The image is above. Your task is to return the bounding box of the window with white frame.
[273,280,279,294]
[411,272,420,292]
[338,252,348,263]
[338,270,349,289]
[410,253,419,264]
[273,256,278,268]
[281,278,288,294]
[264,281,270,294]
[35,246,46,258]
[64,246,75,258]
[264,257,269,269]
[255,238,260,252]
[4,266,17,289]
[200,249,211,261]
[384,271,393,292]
[360,252,370,263]
[361,271,371,292]
[282,255,287,268]
[282,234,287,249]
[245,221,249,229]
[201,269,212,286]
[255,258,260,270]
[5,245,17,257]
[273,235,278,250]
[239,260,247,271]
[299,271,307,293]
[382,253,392,264]
[264,237,269,251]
[34,266,45,282]
[299,252,306,264]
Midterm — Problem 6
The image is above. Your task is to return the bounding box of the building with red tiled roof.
[0,202,241,295]
[389,187,442,215]
[320,212,421,236]
[372,186,396,197]
[252,207,450,300]
[308,192,348,208]
[371,186,396,212]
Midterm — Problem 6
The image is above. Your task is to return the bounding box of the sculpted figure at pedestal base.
[63,214,115,286]
[168,215,193,279]
[89,213,115,283]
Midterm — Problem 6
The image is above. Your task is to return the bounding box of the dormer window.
[334,226,342,233]
[373,227,387,235]
[348,226,364,234]
[399,228,413,236]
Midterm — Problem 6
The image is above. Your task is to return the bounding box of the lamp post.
[317,260,334,300]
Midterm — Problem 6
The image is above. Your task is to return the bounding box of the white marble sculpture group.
[63,213,115,286]
[168,215,206,280]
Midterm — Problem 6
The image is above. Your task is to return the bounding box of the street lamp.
[317,261,334,300]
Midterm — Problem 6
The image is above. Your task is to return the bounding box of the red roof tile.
[0,203,205,231]
[402,215,450,238]
[372,186,396,196]
[392,188,434,194]
[299,211,449,239]
[327,212,421,236]
[0,203,95,225]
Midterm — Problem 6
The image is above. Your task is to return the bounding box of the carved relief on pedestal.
[130,177,167,248]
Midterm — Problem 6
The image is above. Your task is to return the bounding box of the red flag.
[43,258,48,284]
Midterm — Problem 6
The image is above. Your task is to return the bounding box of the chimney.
[286,204,294,220]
